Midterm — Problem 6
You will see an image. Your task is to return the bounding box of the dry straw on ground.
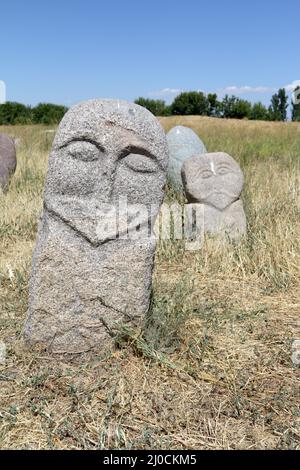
[0,117,299,449]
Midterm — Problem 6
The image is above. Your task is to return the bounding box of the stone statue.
[24,99,169,354]
[182,152,246,242]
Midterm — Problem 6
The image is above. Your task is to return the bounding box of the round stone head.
[166,125,207,190]
[45,99,169,243]
[181,152,244,210]
[0,133,17,192]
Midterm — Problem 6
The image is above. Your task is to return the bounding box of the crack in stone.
[98,317,114,338]
[89,295,137,321]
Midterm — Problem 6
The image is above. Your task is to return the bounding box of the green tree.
[221,95,251,119]
[0,102,32,125]
[170,91,209,115]
[221,95,236,118]
[250,102,269,121]
[278,88,289,121]
[268,96,280,121]
[207,93,221,117]
[269,88,288,121]
[32,103,68,125]
[134,98,170,116]
[233,98,252,119]
[291,86,300,121]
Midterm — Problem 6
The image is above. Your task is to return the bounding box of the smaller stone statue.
[182,152,246,242]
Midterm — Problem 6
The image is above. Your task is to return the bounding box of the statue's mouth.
[202,190,238,210]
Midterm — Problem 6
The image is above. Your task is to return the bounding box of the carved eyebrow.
[119,144,156,159]
[58,137,105,153]
[199,166,213,172]
[118,144,164,169]
[217,162,231,167]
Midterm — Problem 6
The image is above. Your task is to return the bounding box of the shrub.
[32,103,68,125]
[0,102,32,125]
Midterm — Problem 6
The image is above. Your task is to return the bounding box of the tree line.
[135,87,300,121]
[0,87,299,125]
[0,102,68,125]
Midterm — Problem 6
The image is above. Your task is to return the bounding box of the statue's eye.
[200,170,213,179]
[218,166,230,175]
[123,153,158,174]
[67,141,100,162]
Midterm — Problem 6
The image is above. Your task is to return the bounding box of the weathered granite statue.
[182,152,246,242]
[24,99,169,354]
[0,133,17,193]
[166,125,207,190]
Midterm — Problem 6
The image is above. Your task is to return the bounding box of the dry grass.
[0,117,299,449]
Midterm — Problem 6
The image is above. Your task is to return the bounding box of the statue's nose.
[94,155,117,203]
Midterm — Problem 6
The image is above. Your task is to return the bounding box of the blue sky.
[0,0,299,107]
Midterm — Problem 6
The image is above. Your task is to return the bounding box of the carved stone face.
[181,152,244,210]
[45,99,169,244]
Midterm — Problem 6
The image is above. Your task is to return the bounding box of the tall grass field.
[0,116,299,449]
